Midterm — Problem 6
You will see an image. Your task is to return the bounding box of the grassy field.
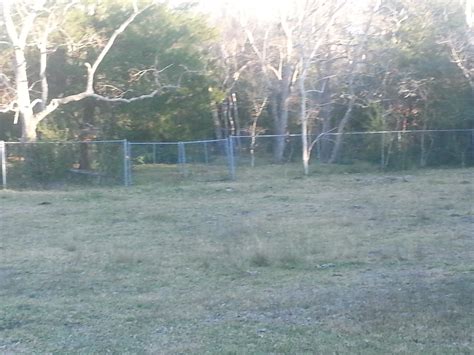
[0,165,473,354]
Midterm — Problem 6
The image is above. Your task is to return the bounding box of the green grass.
[0,166,473,353]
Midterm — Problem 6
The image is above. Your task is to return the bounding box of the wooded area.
[0,0,473,169]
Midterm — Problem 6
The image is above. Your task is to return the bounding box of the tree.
[0,0,162,142]
[327,1,377,163]
[444,0,474,99]
[296,0,347,174]
[69,1,219,142]
[238,9,298,162]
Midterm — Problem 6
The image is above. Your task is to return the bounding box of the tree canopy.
[0,0,472,153]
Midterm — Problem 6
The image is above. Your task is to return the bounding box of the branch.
[18,1,46,48]
[3,0,46,49]
[253,96,268,118]
[450,42,473,81]
[243,27,262,61]
[33,2,155,124]
[309,127,338,152]
[86,4,153,92]
[90,91,160,103]
[0,72,14,90]
[0,101,16,113]
[279,15,293,60]
[232,62,251,82]
[3,0,20,47]
[242,24,278,84]
[267,65,282,80]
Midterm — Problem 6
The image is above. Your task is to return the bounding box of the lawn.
[0,165,473,353]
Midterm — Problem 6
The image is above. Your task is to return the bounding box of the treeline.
[0,0,473,166]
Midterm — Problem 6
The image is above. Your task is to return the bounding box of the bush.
[21,143,75,184]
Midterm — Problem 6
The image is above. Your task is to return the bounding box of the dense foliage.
[0,0,472,158]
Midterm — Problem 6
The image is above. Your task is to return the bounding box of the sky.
[167,0,292,22]
[168,0,374,23]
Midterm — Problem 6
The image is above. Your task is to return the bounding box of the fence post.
[471,129,474,163]
[317,137,321,162]
[203,141,209,164]
[226,136,236,180]
[123,139,131,187]
[127,141,133,186]
[153,143,157,164]
[178,142,187,175]
[380,132,385,170]
[0,141,6,189]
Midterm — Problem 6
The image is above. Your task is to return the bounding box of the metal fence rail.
[1,129,472,189]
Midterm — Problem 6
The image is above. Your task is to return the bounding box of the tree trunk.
[272,92,285,163]
[15,49,37,142]
[221,102,229,137]
[249,97,267,168]
[328,94,356,163]
[250,114,259,168]
[79,100,96,170]
[320,117,332,162]
[465,0,473,28]
[301,123,310,175]
[20,115,38,142]
[299,63,310,175]
[328,8,374,164]
[211,103,224,140]
[273,64,292,163]
[318,76,333,162]
[39,34,49,111]
[231,93,242,148]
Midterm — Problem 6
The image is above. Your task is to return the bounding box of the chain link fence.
[1,130,472,189]
[323,130,474,169]
[233,134,302,167]
[0,140,131,189]
[130,139,234,183]
[128,130,473,185]
[233,130,474,170]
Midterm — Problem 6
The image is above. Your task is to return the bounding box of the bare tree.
[446,0,474,98]
[1,0,161,142]
[208,12,251,139]
[328,1,378,163]
[240,12,297,162]
[296,0,347,174]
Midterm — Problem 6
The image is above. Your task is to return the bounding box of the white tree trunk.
[299,64,310,175]
[15,49,37,142]
[466,0,473,28]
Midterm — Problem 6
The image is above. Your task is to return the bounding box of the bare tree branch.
[86,4,153,93]
[0,101,16,113]
[34,3,155,126]
[3,1,21,47]
[309,126,338,152]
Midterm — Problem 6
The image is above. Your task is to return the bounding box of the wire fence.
[0,140,131,189]
[128,129,473,184]
[318,129,474,169]
[1,129,473,189]
[231,129,474,170]
[129,138,235,183]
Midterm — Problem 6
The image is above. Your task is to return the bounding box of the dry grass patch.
[0,166,472,353]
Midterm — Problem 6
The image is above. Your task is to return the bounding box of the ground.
[0,165,473,353]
